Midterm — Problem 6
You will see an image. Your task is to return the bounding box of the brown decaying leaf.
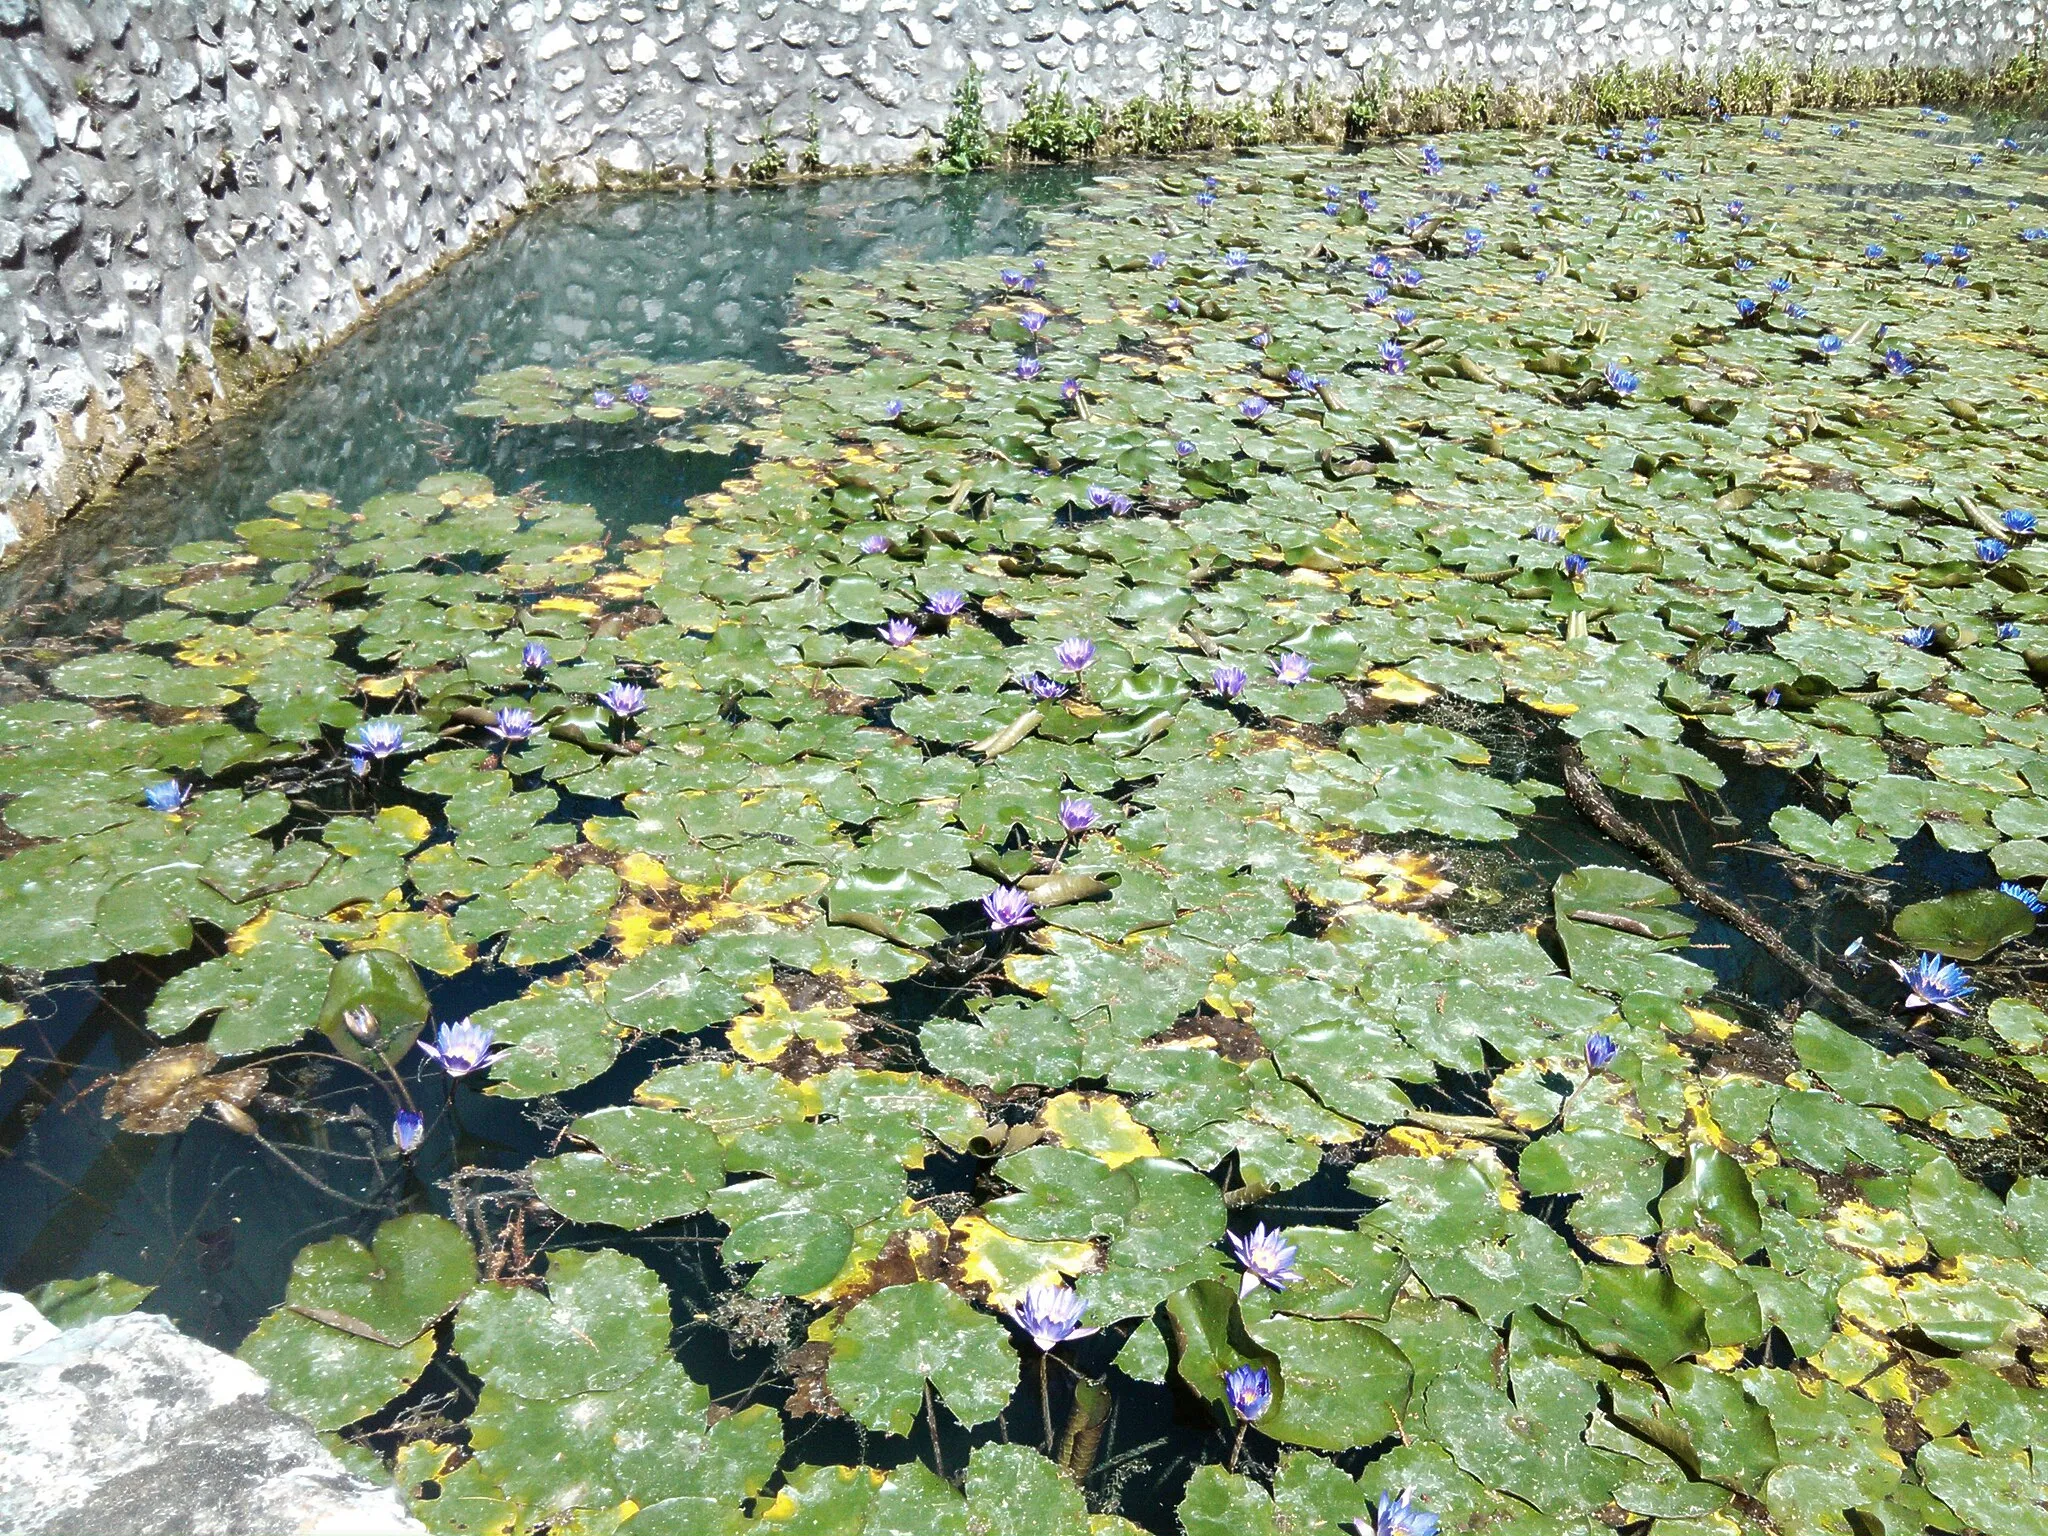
[100,1044,269,1135]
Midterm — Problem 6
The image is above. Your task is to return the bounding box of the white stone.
[0,135,29,201]
[1059,15,1095,39]
[537,23,581,58]
[706,17,740,48]
[632,31,661,62]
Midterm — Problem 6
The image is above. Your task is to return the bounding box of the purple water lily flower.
[1212,664,1248,699]
[1016,356,1043,381]
[1883,348,1916,377]
[1819,334,1843,357]
[1530,524,1561,544]
[2000,881,2047,915]
[1175,438,1197,456]
[1009,1277,1097,1352]
[393,1110,425,1154]
[1892,953,1972,1014]
[1021,672,1071,700]
[1229,1223,1302,1296]
[1055,638,1097,672]
[1380,339,1407,373]
[880,618,920,648]
[491,707,537,744]
[592,388,617,409]
[859,532,892,555]
[522,640,552,672]
[982,884,1035,931]
[349,753,372,778]
[1088,485,1115,509]
[1354,1489,1440,1536]
[1149,251,1168,269]
[1272,653,1313,686]
[1241,397,1270,421]
[144,779,190,812]
[1224,1365,1272,1421]
[883,399,904,420]
[1019,309,1048,335]
[599,682,646,717]
[416,1018,508,1079]
[625,382,651,406]
[1000,269,1023,289]
[353,720,408,759]
[1563,554,1591,579]
[927,590,968,617]
[1062,377,1082,402]
[1585,1032,1618,1071]
[1058,797,1098,835]
[1900,625,1937,649]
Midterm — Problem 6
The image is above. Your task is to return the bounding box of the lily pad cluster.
[6,107,2048,1534]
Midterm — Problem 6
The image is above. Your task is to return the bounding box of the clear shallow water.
[0,168,1086,1341]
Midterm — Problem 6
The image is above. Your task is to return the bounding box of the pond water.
[5,112,2048,1536]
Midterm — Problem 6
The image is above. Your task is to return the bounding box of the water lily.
[1000,269,1023,289]
[1149,251,1167,269]
[1563,553,1591,579]
[1883,348,1916,378]
[1891,953,1973,1014]
[1022,672,1071,700]
[491,706,537,744]
[1530,525,1561,544]
[1900,626,1937,649]
[883,399,904,420]
[1768,275,1792,295]
[2000,881,2047,915]
[1380,339,1407,374]
[1195,191,1216,210]
[1061,377,1081,402]
[349,753,371,778]
[624,382,650,406]
[1735,296,1758,320]
[1865,243,1886,259]
[353,720,408,759]
[1786,301,1809,320]
[880,618,919,648]
[1368,254,1394,281]
[1212,664,1248,699]
[1229,1223,1302,1295]
[1009,1277,1097,1351]
[2004,509,2037,535]
[1603,362,1639,396]
[1359,190,1379,210]
[1087,485,1114,509]
[1272,653,1313,685]
[860,532,892,554]
[927,590,967,617]
[1420,143,1443,176]
[982,884,1035,931]
[342,1006,380,1045]
[592,388,617,409]
[393,1110,424,1154]
[144,779,190,812]
[1354,1489,1440,1536]
[1224,1365,1272,1421]
[1019,309,1047,335]
[1724,617,1745,638]
[1225,249,1250,272]
[1818,334,1842,356]
[416,1018,508,1078]
[521,640,551,672]
[1999,621,2022,640]
[1462,227,1485,255]
[1059,798,1097,835]
[1392,306,1416,328]
[1016,356,1043,381]
[599,682,646,717]
[1979,538,2010,564]
[1585,1032,1618,1071]
[1240,397,1269,421]
[1175,438,1197,456]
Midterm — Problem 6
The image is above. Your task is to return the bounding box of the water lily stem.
[1227,1423,1247,1474]
[1040,1351,1055,1456]
[923,1379,946,1483]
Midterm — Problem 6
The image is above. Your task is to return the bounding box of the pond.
[4,110,2048,1536]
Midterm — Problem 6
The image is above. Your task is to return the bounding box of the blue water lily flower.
[1530,525,1561,544]
[1462,227,1485,255]
[521,640,551,672]
[591,388,616,409]
[1088,485,1115,509]
[1000,269,1023,289]
[1149,251,1168,269]
[599,682,646,717]
[1585,1032,1619,1071]
[1891,953,1973,1015]
[1865,243,1886,259]
[1786,301,1809,320]
[927,590,968,617]
[353,719,408,759]
[1356,1489,1440,1536]
[1563,554,1591,579]
[883,399,903,420]
[1603,362,1640,397]
[1015,356,1043,381]
[1009,1277,1096,1351]
[1900,626,1937,649]
[1735,296,1759,320]
[1212,665,1248,699]
[1768,275,1792,295]
[2003,509,2037,535]
[145,779,190,813]
[860,532,892,554]
[1022,672,1071,700]
[1229,1223,1303,1296]
[1420,144,1443,176]
[982,884,1035,931]
[879,618,919,648]
[1018,309,1047,336]
[1818,334,1843,357]
[1999,621,2023,640]
[1979,538,2010,564]
[1380,339,1407,374]
[1225,1365,1273,1421]
[1055,638,1097,672]
[1272,653,1313,686]
[393,1110,424,1154]
[1883,348,1916,377]
[417,1018,507,1078]
[491,706,537,744]
[1059,798,1098,835]
[1226,249,1250,273]
[1176,439,1197,457]
[1241,397,1270,421]
[1061,377,1082,402]
[624,382,650,406]
[2000,882,2048,915]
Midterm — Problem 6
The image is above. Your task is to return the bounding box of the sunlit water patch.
[5,112,2048,1536]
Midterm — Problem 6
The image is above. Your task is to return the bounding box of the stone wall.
[1,0,2039,555]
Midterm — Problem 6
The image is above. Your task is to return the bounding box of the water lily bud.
[212,1101,258,1136]
[343,1006,380,1045]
